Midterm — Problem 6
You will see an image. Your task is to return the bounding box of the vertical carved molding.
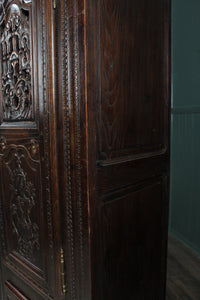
[0,162,6,260]
[62,0,76,298]
[61,0,88,298]
[72,0,85,299]
[40,0,54,254]
[0,0,33,122]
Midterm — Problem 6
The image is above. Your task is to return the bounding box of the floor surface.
[166,235,200,300]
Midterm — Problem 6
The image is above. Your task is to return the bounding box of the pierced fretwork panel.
[0,1,33,122]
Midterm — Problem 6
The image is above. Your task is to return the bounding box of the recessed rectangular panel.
[99,180,165,299]
[0,139,46,286]
[99,0,165,159]
[0,0,36,125]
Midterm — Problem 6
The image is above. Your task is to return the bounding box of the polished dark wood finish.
[0,0,63,299]
[86,0,170,299]
[167,235,200,300]
[0,0,170,299]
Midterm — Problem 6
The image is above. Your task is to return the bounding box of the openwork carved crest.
[8,153,40,260]
[0,2,33,121]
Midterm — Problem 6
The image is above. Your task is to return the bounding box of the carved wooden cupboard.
[0,0,170,299]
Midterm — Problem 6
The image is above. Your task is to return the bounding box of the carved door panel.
[0,0,63,299]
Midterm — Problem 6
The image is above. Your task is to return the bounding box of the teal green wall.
[170,0,200,255]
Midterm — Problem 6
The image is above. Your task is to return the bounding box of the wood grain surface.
[0,0,171,299]
[167,235,200,300]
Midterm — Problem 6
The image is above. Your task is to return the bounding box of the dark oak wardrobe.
[0,0,170,299]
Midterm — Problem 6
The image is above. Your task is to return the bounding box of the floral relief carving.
[0,135,6,152]
[28,138,39,157]
[8,152,40,260]
[0,2,33,121]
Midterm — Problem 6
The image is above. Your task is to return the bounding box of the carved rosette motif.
[28,138,39,158]
[8,152,40,260]
[0,135,6,152]
[0,2,32,121]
